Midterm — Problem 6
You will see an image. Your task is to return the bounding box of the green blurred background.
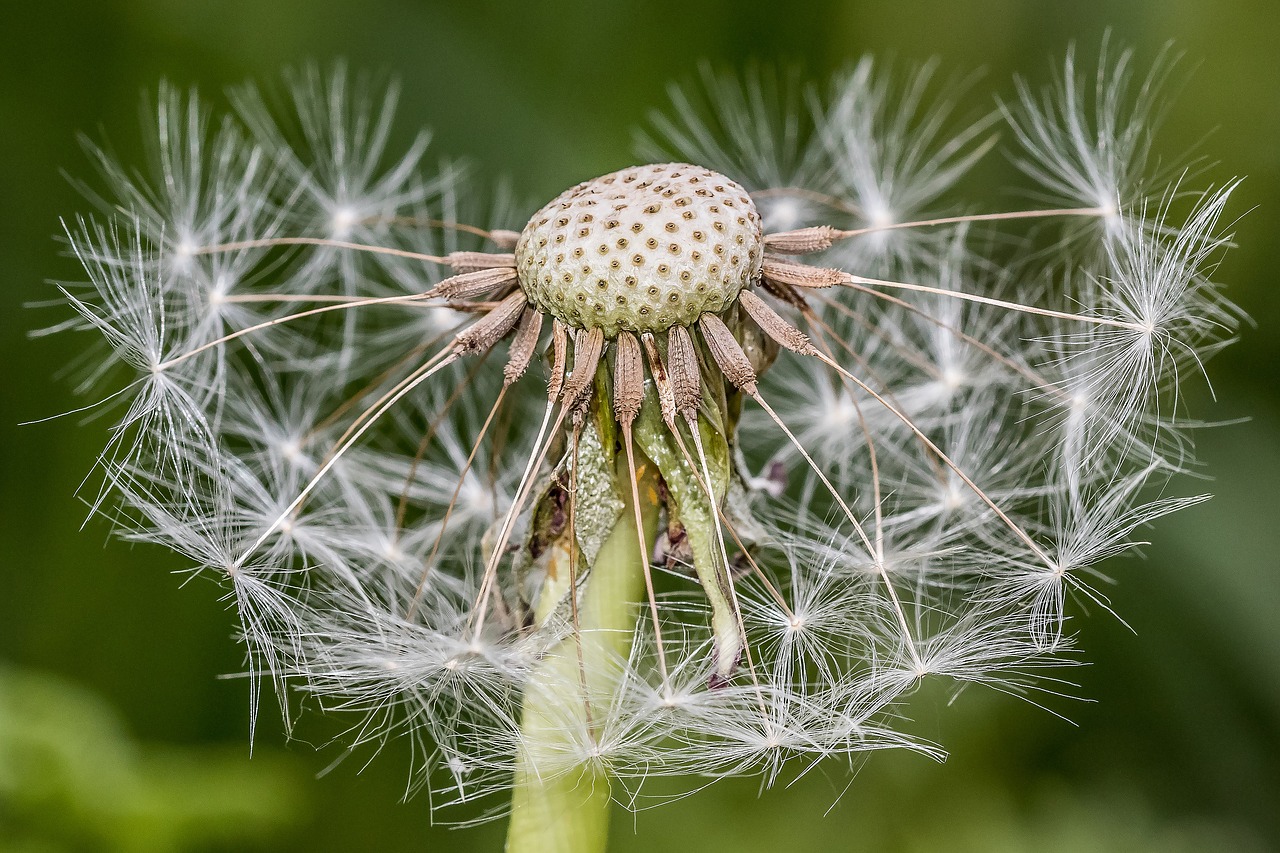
[2,1,1277,850]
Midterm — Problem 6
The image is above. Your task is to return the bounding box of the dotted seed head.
[516,163,763,335]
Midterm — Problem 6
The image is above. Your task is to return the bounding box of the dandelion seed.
[49,49,1240,850]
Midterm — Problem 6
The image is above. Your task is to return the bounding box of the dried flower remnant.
[51,46,1239,850]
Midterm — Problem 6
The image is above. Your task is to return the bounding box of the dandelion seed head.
[48,49,1242,820]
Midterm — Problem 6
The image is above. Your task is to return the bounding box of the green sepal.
[631,383,742,683]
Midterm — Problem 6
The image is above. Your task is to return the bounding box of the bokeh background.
[2,2,1278,850]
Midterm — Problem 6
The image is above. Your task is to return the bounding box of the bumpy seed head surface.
[516,163,763,335]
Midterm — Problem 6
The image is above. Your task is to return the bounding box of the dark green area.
[2,2,1276,850]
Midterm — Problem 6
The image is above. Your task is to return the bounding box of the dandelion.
[50,43,1240,852]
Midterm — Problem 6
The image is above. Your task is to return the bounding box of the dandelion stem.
[507,428,661,853]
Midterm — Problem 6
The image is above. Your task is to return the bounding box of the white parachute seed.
[515,163,763,335]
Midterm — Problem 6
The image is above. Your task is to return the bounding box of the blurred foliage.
[1,1,1277,851]
[0,666,304,852]
[604,679,1270,851]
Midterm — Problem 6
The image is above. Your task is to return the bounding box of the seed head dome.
[516,163,763,334]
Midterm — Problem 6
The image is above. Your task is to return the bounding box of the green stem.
[505,450,660,853]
